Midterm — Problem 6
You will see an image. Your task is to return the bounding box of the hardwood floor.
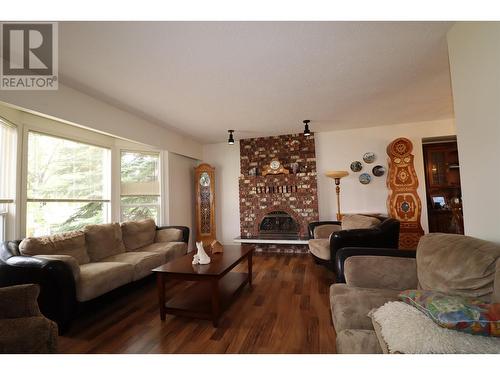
[58,252,336,353]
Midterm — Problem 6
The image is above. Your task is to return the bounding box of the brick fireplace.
[238,133,319,238]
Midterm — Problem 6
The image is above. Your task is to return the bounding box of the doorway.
[422,136,464,234]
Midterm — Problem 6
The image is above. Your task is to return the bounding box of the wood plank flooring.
[58,252,336,353]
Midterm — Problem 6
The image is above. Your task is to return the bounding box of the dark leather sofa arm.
[156,225,190,244]
[0,248,76,333]
[335,247,416,283]
[308,221,341,239]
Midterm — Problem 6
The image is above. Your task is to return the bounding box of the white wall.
[0,83,202,160]
[315,119,455,233]
[168,152,198,249]
[201,119,455,244]
[201,142,241,245]
[448,22,500,243]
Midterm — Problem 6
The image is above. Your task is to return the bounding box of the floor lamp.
[326,171,349,221]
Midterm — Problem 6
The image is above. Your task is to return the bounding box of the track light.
[228,130,235,145]
[303,120,311,136]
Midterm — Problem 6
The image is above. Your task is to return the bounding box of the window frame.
[24,130,112,236]
[119,149,162,223]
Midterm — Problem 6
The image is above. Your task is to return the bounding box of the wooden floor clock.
[194,163,216,246]
[386,137,424,249]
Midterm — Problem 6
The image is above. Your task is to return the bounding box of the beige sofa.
[17,219,188,303]
[330,233,500,353]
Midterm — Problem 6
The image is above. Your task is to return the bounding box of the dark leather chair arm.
[330,219,400,260]
[156,225,190,244]
[0,256,76,333]
[335,247,416,283]
[308,221,341,239]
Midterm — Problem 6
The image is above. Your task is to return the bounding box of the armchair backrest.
[329,217,400,259]
[416,233,500,302]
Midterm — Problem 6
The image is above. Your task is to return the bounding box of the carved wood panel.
[386,137,424,249]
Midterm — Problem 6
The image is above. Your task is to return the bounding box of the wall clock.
[386,137,424,249]
[194,163,216,246]
[262,159,290,176]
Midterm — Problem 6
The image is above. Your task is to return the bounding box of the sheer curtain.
[0,117,17,241]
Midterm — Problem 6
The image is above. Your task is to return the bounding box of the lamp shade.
[325,170,349,179]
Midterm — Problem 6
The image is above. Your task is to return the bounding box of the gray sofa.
[0,219,189,331]
[330,233,500,353]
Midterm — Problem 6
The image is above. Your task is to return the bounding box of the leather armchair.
[308,217,400,281]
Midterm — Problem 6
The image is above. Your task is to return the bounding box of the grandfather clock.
[386,137,424,249]
[194,163,216,246]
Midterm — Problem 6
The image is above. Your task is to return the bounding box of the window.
[0,118,17,242]
[120,151,160,222]
[26,132,111,236]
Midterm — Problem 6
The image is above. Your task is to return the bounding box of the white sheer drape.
[0,118,17,241]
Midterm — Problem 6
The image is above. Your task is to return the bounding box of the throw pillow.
[399,289,500,337]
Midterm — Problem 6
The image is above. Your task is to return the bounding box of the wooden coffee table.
[152,245,253,327]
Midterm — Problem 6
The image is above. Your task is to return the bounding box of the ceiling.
[59,21,454,144]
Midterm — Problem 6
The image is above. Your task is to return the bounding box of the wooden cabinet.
[423,142,464,234]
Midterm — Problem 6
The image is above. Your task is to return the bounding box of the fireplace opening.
[258,211,300,239]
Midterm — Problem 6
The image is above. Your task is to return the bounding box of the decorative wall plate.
[372,165,386,177]
[350,161,363,172]
[363,152,376,164]
[359,173,371,184]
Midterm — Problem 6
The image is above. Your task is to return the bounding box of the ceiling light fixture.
[303,120,311,136]
[227,130,235,145]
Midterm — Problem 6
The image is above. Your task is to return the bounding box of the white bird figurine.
[192,241,211,265]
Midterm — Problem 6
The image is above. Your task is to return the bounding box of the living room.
[1,1,500,372]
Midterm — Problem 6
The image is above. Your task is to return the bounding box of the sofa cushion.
[34,255,81,281]
[308,239,330,260]
[155,228,183,243]
[330,283,400,331]
[19,230,89,265]
[84,223,125,262]
[336,329,382,354]
[313,224,341,239]
[371,301,500,354]
[102,251,164,281]
[137,242,187,263]
[121,219,156,250]
[76,262,134,302]
[341,214,381,231]
[417,233,500,302]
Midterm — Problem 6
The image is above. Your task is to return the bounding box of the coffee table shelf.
[153,245,253,327]
[164,272,248,317]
